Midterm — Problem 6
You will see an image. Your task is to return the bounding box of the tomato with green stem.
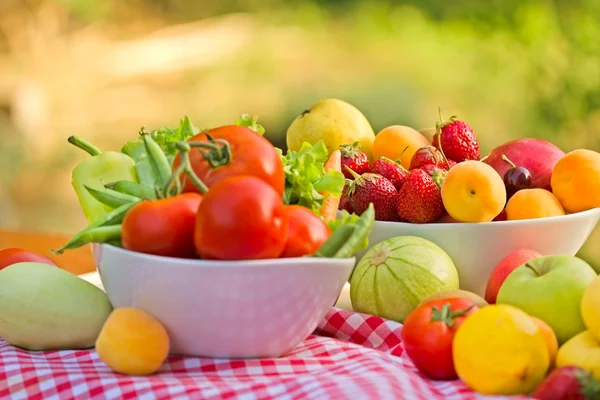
[194,175,289,260]
[401,298,478,380]
[0,248,58,270]
[280,205,332,258]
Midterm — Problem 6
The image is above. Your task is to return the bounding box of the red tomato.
[280,205,331,258]
[0,248,58,271]
[121,193,202,258]
[172,125,285,196]
[194,175,288,260]
[401,297,478,380]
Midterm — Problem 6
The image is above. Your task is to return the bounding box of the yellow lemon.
[453,304,550,395]
[441,160,506,222]
[556,330,600,380]
[582,275,600,342]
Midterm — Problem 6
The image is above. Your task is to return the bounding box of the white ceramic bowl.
[354,208,600,297]
[93,244,355,359]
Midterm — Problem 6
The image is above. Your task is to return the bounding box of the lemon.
[582,275,600,342]
[556,330,600,380]
[286,98,376,159]
[453,304,550,395]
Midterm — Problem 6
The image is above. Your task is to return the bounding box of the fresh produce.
[397,168,445,223]
[484,248,542,304]
[95,307,170,376]
[493,208,507,221]
[482,138,565,191]
[345,169,399,221]
[409,145,449,170]
[194,175,289,260]
[401,298,478,380]
[340,141,370,178]
[0,262,112,350]
[121,193,203,258]
[372,125,430,169]
[419,127,436,142]
[551,149,600,213]
[338,193,353,213]
[0,248,58,270]
[452,304,550,395]
[419,289,488,308]
[441,160,506,223]
[314,204,374,259]
[532,316,560,368]
[582,276,600,342]
[501,155,532,197]
[350,236,459,323]
[497,255,597,344]
[556,331,600,381]
[319,149,343,221]
[432,111,480,162]
[286,98,376,160]
[532,366,600,400]
[368,157,408,191]
[506,188,565,220]
[280,205,332,258]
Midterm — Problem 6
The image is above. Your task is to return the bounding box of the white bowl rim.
[371,207,600,227]
[96,244,355,268]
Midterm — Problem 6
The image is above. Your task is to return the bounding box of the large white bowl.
[93,244,355,359]
[354,208,600,297]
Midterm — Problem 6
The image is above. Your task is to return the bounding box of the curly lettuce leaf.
[278,140,345,215]
[236,114,266,135]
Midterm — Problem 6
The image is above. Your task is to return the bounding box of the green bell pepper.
[68,136,139,224]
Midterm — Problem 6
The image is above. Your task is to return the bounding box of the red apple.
[0,248,58,271]
[482,138,565,191]
[484,248,542,304]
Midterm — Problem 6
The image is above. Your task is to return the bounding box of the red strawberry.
[447,159,457,169]
[369,157,409,191]
[338,187,354,213]
[397,168,446,223]
[345,168,398,221]
[532,365,600,400]
[432,109,480,162]
[409,146,447,170]
[340,141,369,179]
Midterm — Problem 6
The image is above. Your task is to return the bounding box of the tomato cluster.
[121,125,331,260]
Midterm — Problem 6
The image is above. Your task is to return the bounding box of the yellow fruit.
[418,289,488,308]
[531,316,559,369]
[95,307,170,376]
[453,304,550,395]
[286,98,376,160]
[556,330,600,380]
[581,275,600,342]
[441,160,506,222]
[506,188,565,220]
[418,127,436,143]
[551,149,600,213]
[372,125,430,169]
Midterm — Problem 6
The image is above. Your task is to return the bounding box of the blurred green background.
[1,0,599,268]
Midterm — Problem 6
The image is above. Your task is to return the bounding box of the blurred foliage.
[1,0,600,270]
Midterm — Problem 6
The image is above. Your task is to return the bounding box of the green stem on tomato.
[186,134,233,168]
[67,136,102,157]
[166,141,209,195]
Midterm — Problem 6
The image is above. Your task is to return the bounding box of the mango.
[0,262,113,350]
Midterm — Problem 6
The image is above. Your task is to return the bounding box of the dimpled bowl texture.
[354,208,600,297]
[93,244,355,359]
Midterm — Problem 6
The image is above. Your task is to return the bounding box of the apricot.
[441,160,506,222]
[95,307,170,376]
[506,189,565,220]
[372,125,430,170]
[551,149,600,213]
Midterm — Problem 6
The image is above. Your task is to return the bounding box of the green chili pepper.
[68,136,139,224]
[84,185,141,208]
[334,203,374,258]
[313,225,355,258]
[143,134,172,191]
[54,225,123,254]
[105,180,157,200]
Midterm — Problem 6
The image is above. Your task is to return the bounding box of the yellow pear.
[556,330,600,380]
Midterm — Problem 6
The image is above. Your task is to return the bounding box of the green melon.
[350,236,459,323]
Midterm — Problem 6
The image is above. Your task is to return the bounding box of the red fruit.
[532,365,600,400]
[369,157,409,191]
[484,248,542,304]
[340,141,370,179]
[346,169,398,221]
[397,168,446,223]
[493,208,507,221]
[432,109,480,162]
[409,146,447,170]
[447,159,457,169]
[339,190,354,213]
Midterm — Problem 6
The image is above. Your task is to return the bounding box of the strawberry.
[409,146,447,170]
[397,168,446,223]
[345,168,398,221]
[340,141,369,179]
[432,109,480,162]
[532,365,600,400]
[369,157,409,191]
[338,186,354,213]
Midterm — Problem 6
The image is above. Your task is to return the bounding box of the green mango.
[0,262,113,350]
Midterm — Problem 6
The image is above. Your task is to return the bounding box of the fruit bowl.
[92,244,355,358]
[354,208,600,297]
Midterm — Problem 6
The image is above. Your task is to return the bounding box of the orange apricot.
[551,149,600,213]
[506,189,565,220]
[372,125,430,169]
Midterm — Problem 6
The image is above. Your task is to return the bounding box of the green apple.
[497,255,597,344]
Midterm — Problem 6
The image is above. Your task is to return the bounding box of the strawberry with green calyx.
[340,141,370,179]
[345,167,398,221]
[409,145,447,170]
[432,108,480,162]
[369,156,409,191]
[531,365,600,400]
[397,168,446,223]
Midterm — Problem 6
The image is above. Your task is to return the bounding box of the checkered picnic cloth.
[1,308,531,400]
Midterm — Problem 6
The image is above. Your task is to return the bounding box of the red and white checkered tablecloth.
[0,308,531,400]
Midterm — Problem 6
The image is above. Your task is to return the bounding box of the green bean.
[313,224,355,258]
[334,203,375,259]
[143,134,172,189]
[85,185,141,208]
[105,180,157,200]
[53,225,122,254]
